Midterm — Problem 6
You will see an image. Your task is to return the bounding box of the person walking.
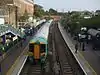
[75,43,78,53]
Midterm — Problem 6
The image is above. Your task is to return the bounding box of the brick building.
[0,0,34,28]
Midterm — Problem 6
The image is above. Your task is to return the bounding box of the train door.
[34,44,40,59]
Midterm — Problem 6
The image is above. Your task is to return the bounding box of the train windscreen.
[29,44,34,52]
[40,44,45,53]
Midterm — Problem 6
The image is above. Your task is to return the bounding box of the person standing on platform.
[75,43,78,53]
[82,42,85,51]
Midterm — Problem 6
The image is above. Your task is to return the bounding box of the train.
[28,20,53,66]
[87,28,100,49]
[21,19,46,36]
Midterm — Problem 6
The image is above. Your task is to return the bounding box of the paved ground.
[60,25,100,75]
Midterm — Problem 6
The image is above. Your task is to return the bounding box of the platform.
[58,22,98,75]
[6,44,28,75]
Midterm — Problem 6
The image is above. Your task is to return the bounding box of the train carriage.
[28,20,53,65]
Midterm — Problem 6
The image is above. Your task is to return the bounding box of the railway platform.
[5,36,32,75]
[6,46,28,75]
[58,23,99,75]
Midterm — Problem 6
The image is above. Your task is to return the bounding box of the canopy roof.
[88,29,100,36]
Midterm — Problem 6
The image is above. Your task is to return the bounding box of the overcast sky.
[34,0,100,12]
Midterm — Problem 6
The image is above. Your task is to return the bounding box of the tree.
[19,10,29,22]
[34,4,45,18]
[49,8,57,15]
[80,15,100,28]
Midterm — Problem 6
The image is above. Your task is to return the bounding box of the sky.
[34,0,100,12]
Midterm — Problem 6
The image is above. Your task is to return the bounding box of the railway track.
[20,21,84,75]
[51,22,74,75]
[50,22,84,75]
[20,61,43,75]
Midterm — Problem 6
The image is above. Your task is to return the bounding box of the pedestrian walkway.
[58,22,98,75]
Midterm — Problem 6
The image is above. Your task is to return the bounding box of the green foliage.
[19,10,29,22]
[49,8,58,15]
[34,4,45,18]
[69,22,80,33]
[34,4,59,18]
[61,11,100,36]
[23,10,29,19]
[60,12,82,35]
[80,15,100,28]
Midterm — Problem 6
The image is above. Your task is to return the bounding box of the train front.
[28,37,48,65]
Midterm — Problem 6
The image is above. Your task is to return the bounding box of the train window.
[40,44,45,53]
[29,44,34,52]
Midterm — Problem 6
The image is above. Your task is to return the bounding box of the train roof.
[29,20,53,44]
[30,37,47,44]
[87,29,100,36]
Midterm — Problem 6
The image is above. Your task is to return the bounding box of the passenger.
[82,42,85,51]
[75,43,78,53]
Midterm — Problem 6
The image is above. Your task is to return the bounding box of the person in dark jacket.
[75,43,78,53]
[82,42,85,51]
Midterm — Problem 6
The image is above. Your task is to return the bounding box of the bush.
[80,15,100,28]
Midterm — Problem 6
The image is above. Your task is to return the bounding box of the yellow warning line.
[79,51,97,75]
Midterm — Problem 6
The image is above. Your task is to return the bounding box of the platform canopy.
[88,29,100,36]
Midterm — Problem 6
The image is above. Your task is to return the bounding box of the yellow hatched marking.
[79,51,97,75]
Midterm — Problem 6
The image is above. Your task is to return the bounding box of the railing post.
[0,64,2,75]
